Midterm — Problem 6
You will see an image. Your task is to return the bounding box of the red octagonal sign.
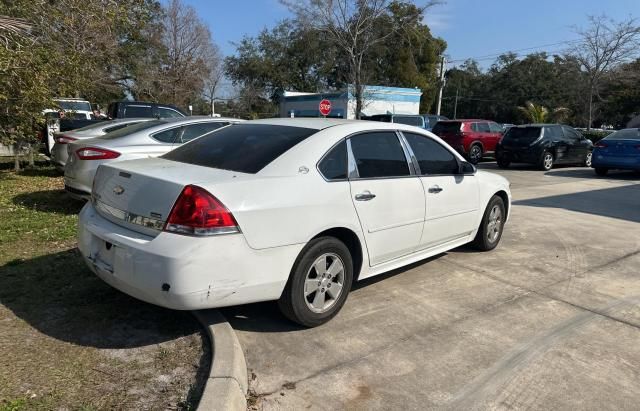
[319,99,332,117]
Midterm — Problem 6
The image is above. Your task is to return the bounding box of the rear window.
[56,100,91,112]
[123,105,153,118]
[101,120,167,139]
[393,116,424,127]
[162,124,318,174]
[604,128,640,140]
[503,127,542,143]
[432,121,462,134]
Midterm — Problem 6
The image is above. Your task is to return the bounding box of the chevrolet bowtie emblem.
[113,185,125,195]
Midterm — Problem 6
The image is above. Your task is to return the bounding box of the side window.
[477,122,491,132]
[157,107,184,118]
[349,132,410,178]
[318,140,347,180]
[489,122,503,133]
[179,122,228,143]
[544,126,563,141]
[471,123,479,132]
[562,126,581,143]
[403,132,460,175]
[152,126,183,143]
[123,105,153,118]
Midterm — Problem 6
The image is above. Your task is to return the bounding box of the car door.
[476,122,492,149]
[545,125,570,163]
[401,131,480,249]
[562,126,588,162]
[348,131,425,266]
[487,122,504,153]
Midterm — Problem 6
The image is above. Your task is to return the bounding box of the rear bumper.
[77,203,303,310]
[592,154,640,170]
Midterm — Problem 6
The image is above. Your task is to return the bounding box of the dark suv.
[496,124,593,171]
[107,101,186,119]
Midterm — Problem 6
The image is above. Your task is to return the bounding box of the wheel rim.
[487,205,502,243]
[585,152,592,167]
[543,153,553,170]
[470,146,482,161]
[304,253,345,313]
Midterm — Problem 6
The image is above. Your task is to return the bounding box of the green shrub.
[580,129,614,143]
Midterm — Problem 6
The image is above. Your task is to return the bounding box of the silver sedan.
[51,118,152,171]
[64,116,243,200]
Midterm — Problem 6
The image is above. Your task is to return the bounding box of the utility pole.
[436,56,446,116]
[453,87,459,119]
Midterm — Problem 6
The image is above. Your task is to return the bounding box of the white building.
[279,85,422,119]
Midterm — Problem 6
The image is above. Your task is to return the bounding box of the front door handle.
[355,191,376,201]
[428,185,443,193]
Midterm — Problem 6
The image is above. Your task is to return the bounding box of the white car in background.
[64,117,242,200]
[78,119,511,327]
[42,98,94,153]
[51,118,152,171]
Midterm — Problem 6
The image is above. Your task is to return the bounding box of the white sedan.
[78,119,511,327]
[64,117,242,200]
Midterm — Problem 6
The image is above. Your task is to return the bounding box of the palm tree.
[517,101,570,123]
[0,16,31,46]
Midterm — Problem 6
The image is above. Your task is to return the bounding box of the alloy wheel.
[304,253,345,313]
[543,153,553,170]
[469,145,482,163]
[585,152,593,167]
[487,205,502,243]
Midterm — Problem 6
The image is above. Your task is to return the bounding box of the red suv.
[431,119,504,164]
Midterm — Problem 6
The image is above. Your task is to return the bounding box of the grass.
[0,158,209,410]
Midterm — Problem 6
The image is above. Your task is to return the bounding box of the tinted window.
[604,128,640,140]
[318,140,347,180]
[103,122,140,133]
[367,115,392,123]
[101,120,167,139]
[404,132,459,175]
[56,100,91,111]
[123,105,153,118]
[477,122,491,132]
[544,126,564,141]
[162,124,317,174]
[179,122,228,143]
[432,121,462,135]
[562,126,581,142]
[489,122,503,133]
[502,127,542,144]
[157,107,184,118]
[471,123,479,132]
[152,126,183,143]
[393,116,424,127]
[350,132,409,178]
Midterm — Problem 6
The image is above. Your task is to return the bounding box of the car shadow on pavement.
[513,184,640,223]
[222,254,445,333]
[545,168,640,180]
[0,248,202,349]
[12,189,85,215]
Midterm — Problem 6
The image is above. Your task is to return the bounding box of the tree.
[517,101,570,123]
[568,15,640,129]
[202,42,223,115]
[282,0,438,118]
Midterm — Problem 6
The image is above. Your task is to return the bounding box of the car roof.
[159,116,243,124]
[437,119,491,122]
[249,117,353,130]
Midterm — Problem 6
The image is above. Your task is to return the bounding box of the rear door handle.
[428,185,443,193]
[355,191,376,201]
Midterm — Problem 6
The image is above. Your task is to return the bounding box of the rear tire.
[595,167,608,176]
[467,144,483,165]
[539,151,554,171]
[278,237,353,327]
[472,195,506,251]
[497,158,510,169]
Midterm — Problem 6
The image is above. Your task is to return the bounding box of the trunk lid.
[597,139,640,157]
[92,157,250,236]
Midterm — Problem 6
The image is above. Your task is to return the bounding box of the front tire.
[472,195,506,251]
[539,151,554,171]
[583,151,593,167]
[278,237,353,327]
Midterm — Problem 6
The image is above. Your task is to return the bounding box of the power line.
[447,39,582,64]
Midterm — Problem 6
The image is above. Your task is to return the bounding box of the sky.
[183,0,639,71]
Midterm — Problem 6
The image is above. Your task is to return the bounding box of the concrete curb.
[193,310,248,411]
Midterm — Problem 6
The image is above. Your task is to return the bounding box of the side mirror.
[459,161,476,175]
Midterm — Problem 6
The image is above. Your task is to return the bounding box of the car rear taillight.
[164,185,239,236]
[55,135,77,144]
[595,142,607,148]
[76,147,120,160]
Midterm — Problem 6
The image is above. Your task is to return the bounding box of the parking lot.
[222,165,640,410]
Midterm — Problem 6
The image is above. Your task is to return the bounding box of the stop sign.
[319,99,332,117]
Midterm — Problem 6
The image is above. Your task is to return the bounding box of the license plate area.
[89,237,116,274]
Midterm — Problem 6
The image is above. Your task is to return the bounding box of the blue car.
[592,128,640,176]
